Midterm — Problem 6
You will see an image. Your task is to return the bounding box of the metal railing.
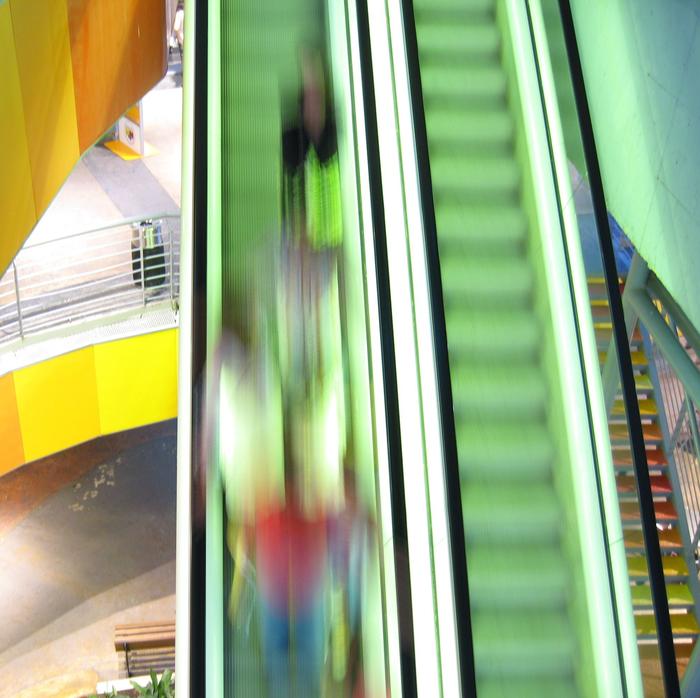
[644,287,700,558]
[0,213,180,344]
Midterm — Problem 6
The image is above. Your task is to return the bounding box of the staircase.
[588,276,700,684]
[412,0,600,693]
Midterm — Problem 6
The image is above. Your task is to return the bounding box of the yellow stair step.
[627,555,688,579]
[600,350,648,367]
[612,397,658,416]
[636,613,699,637]
[624,528,682,550]
[631,583,694,608]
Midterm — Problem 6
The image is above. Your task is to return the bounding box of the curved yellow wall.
[0,0,167,277]
[0,328,178,477]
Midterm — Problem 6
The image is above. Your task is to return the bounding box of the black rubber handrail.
[190,0,209,693]
[354,0,418,694]
[399,0,478,695]
[557,2,680,695]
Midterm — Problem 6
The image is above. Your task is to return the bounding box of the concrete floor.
[0,421,176,697]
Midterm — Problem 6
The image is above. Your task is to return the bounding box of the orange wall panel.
[10,0,80,215]
[14,347,101,463]
[0,2,36,279]
[0,373,24,477]
[68,0,167,152]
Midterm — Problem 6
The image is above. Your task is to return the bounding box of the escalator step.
[467,545,569,610]
[425,106,513,153]
[445,308,539,360]
[421,64,506,106]
[462,483,560,545]
[457,420,553,482]
[471,610,575,678]
[414,0,495,18]
[417,20,499,61]
[441,255,532,307]
[431,153,519,200]
[436,202,527,253]
[477,677,578,698]
[451,363,546,420]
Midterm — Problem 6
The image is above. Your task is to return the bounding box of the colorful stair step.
[594,322,642,340]
[620,500,678,522]
[635,613,700,638]
[599,350,648,366]
[630,373,653,392]
[617,474,672,496]
[610,422,662,443]
[624,528,682,550]
[614,448,667,468]
[627,555,689,580]
[611,398,658,417]
[631,583,694,608]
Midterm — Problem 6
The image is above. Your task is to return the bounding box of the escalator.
[178,0,661,695]
[405,0,623,694]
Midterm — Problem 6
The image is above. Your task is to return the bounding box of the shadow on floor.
[0,420,177,658]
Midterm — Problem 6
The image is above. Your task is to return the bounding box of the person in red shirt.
[231,432,330,698]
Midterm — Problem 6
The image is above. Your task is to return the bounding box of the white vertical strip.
[345,0,403,693]
[382,0,462,693]
[366,0,442,694]
[174,0,196,693]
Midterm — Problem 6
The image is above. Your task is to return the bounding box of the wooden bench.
[114,621,175,678]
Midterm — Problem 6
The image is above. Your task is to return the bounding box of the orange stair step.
[614,448,667,468]
[624,528,682,550]
[617,474,672,496]
[620,500,678,522]
[610,422,663,443]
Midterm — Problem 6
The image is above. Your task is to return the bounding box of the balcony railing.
[0,213,180,345]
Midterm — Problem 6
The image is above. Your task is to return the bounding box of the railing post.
[168,220,176,308]
[139,223,146,307]
[12,262,24,339]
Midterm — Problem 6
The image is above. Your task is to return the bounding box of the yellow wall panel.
[10,0,80,214]
[14,347,100,462]
[94,329,178,435]
[0,373,24,476]
[0,3,36,278]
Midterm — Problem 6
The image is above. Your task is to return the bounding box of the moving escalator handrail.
[395,0,478,696]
